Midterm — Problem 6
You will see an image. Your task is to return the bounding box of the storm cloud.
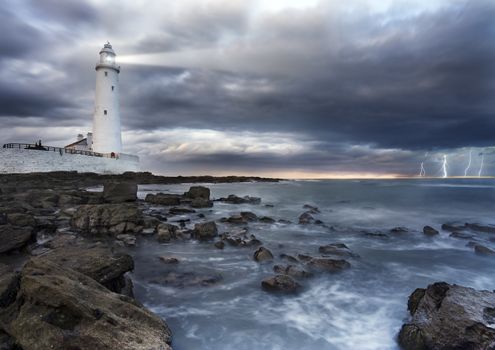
[0,0,494,177]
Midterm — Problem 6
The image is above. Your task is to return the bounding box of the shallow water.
[130,179,495,350]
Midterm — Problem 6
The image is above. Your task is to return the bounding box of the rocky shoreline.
[0,172,494,349]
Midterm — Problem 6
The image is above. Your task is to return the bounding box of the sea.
[129,178,495,350]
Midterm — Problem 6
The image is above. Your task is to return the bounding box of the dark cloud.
[0,0,494,176]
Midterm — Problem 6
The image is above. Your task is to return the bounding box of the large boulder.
[0,225,33,254]
[71,204,143,235]
[192,222,218,241]
[261,275,301,294]
[184,186,210,200]
[398,282,495,350]
[0,259,172,350]
[103,182,137,203]
[145,193,181,206]
[34,246,134,294]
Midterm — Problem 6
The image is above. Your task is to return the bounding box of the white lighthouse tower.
[92,42,122,154]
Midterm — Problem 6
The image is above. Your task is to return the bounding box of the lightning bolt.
[464,149,472,177]
[478,153,484,177]
[419,152,428,177]
[442,154,448,178]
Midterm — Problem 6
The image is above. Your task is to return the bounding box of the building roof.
[65,138,88,148]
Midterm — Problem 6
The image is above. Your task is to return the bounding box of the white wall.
[0,148,139,174]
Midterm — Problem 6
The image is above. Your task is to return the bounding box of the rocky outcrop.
[261,275,300,294]
[145,193,182,206]
[273,265,312,279]
[398,282,495,350]
[192,221,218,241]
[0,259,172,350]
[71,204,143,235]
[298,212,315,224]
[0,225,33,254]
[102,182,137,203]
[217,195,261,205]
[423,226,439,236]
[253,247,274,262]
[157,223,179,243]
[34,246,134,295]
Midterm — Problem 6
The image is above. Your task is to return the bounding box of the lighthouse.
[92,42,122,154]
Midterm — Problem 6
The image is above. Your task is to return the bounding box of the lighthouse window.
[105,71,108,77]
[111,86,114,91]
[104,110,107,115]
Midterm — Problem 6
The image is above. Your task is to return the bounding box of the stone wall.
[0,148,140,174]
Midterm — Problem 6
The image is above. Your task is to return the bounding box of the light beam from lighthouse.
[92,42,122,154]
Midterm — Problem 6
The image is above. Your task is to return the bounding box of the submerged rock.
[465,223,495,234]
[398,282,495,350]
[306,258,351,273]
[261,275,301,294]
[473,244,495,256]
[318,243,358,258]
[159,256,179,264]
[273,265,313,279]
[0,259,172,350]
[253,247,274,262]
[151,271,222,288]
[390,226,409,234]
[303,204,320,214]
[298,212,315,225]
[103,182,137,203]
[192,221,218,241]
[449,231,474,240]
[423,226,439,236]
[441,223,465,232]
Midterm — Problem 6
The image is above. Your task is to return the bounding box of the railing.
[2,143,138,162]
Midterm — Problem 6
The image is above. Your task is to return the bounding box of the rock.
[157,223,178,242]
[319,243,358,258]
[150,271,222,288]
[159,256,179,264]
[145,193,181,206]
[103,182,137,203]
[303,204,320,213]
[449,231,474,240]
[6,213,35,227]
[465,223,495,234]
[259,216,275,224]
[279,253,299,263]
[298,212,314,224]
[423,225,439,236]
[398,282,495,350]
[71,204,143,236]
[278,219,292,224]
[0,259,172,350]
[116,234,137,247]
[214,241,225,249]
[474,244,495,255]
[0,264,20,308]
[261,275,301,294]
[240,211,258,221]
[363,231,389,238]
[219,195,261,205]
[191,198,213,208]
[306,258,351,272]
[297,254,313,262]
[0,225,33,254]
[34,246,134,294]
[169,207,196,215]
[225,215,247,224]
[192,221,218,241]
[390,226,409,233]
[273,265,312,279]
[184,186,210,200]
[441,223,465,232]
[253,246,274,262]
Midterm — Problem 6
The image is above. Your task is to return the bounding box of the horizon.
[1,0,494,177]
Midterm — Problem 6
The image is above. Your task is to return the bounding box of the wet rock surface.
[398,282,495,350]
[261,275,301,294]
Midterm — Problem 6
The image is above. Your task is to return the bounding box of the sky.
[1,0,494,178]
